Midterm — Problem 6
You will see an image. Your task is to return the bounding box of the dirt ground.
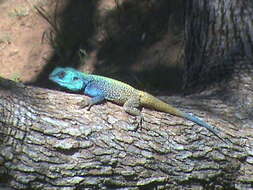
[0,0,53,82]
[0,0,184,93]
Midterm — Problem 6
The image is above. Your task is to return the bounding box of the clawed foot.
[130,115,143,131]
[79,99,92,110]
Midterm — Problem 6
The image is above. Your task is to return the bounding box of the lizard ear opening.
[80,79,87,91]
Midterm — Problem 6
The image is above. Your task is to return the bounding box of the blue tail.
[183,113,227,143]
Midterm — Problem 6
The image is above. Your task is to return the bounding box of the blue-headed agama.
[49,67,227,143]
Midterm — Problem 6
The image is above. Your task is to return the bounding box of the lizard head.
[49,67,85,91]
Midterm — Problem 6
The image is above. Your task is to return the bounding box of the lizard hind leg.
[123,97,143,130]
[123,96,141,116]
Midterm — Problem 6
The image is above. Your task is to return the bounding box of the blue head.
[49,67,86,91]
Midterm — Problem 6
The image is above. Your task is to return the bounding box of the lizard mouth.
[49,75,69,85]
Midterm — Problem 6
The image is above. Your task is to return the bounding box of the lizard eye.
[73,77,79,81]
[58,71,66,79]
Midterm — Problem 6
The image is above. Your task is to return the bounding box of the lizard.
[49,67,226,143]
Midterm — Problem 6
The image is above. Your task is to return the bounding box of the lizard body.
[49,67,224,142]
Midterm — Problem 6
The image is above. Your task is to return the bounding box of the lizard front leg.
[79,95,105,110]
[79,82,105,110]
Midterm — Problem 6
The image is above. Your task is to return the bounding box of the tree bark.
[0,78,251,190]
[184,0,253,115]
[182,2,253,189]
[1,0,253,189]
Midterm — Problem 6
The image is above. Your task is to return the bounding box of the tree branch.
[0,79,251,189]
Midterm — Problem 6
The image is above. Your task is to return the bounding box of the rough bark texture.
[182,2,253,189]
[184,0,253,115]
[0,0,253,189]
[0,78,252,190]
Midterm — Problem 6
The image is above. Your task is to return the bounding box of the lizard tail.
[139,91,185,117]
[182,113,226,143]
[139,91,226,142]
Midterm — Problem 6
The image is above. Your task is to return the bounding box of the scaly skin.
[49,67,226,142]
